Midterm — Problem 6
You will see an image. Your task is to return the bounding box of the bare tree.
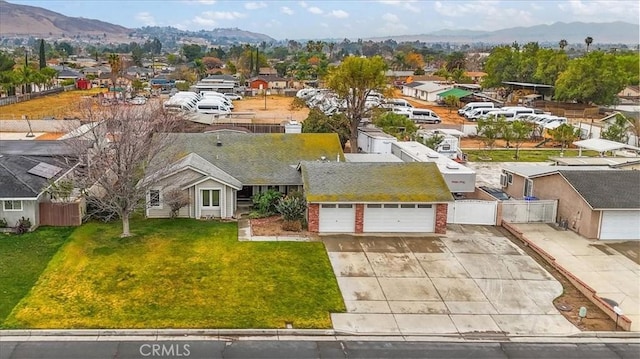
[67,100,182,237]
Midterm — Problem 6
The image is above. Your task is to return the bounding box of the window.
[3,200,22,211]
[384,204,399,208]
[338,204,353,209]
[367,204,382,208]
[321,204,336,208]
[524,179,533,197]
[149,190,161,208]
[417,204,432,209]
[201,189,220,207]
[507,173,513,184]
[401,204,415,209]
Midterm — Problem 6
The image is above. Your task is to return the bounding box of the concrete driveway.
[324,225,580,336]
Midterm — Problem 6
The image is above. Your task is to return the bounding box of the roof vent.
[216,140,222,147]
[446,163,460,169]
[320,156,327,162]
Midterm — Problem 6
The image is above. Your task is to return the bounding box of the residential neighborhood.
[0,0,639,357]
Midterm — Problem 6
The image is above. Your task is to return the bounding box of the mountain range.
[0,0,637,45]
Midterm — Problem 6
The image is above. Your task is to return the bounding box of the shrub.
[252,190,283,216]
[275,194,307,222]
[163,189,191,218]
[289,97,306,110]
[16,217,31,234]
[0,218,7,228]
[83,198,118,223]
[282,219,302,232]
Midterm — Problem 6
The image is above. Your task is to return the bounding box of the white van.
[196,100,231,115]
[163,98,196,113]
[409,108,441,124]
[481,110,515,121]
[200,92,234,109]
[466,107,497,121]
[458,102,495,116]
[392,107,412,117]
[384,98,413,109]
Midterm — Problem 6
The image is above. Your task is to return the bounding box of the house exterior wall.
[146,169,203,218]
[355,204,364,233]
[195,178,232,218]
[308,203,319,232]
[0,199,38,228]
[269,80,287,89]
[504,174,527,199]
[250,79,268,89]
[531,175,600,239]
[435,203,448,234]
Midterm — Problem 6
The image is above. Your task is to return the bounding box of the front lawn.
[464,149,599,162]
[0,227,75,324]
[3,219,344,329]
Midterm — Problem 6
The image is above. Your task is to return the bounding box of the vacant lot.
[232,95,309,123]
[4,219,344,329]
[0,89,106,120]
[463,149,599,162]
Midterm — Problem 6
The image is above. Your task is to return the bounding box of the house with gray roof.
[505,168,640,240]
[0,141,85,229]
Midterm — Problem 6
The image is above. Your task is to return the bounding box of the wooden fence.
[39,200,85,226]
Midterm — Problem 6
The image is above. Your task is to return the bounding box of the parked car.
[224,93,243,100]
[128,96,147,105]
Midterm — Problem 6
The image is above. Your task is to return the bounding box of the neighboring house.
[0,141,83,228]
[301,162,452,234]
[144,132,345,219]
[502,166,640,240]
[249,75,288,90]
[57,69,83,84]
[194,75,239,92]
[401,81,453,102]
[618,85,640,99]
[464,71,488,84]
[125,66,154,80]
[258,67,278,76]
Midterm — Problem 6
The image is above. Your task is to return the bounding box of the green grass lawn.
[3,219,345,329]
[0,227,75,324]
[464,149,599,162]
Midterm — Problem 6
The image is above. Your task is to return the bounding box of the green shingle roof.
[158,132,345,185]
[301,161,454,203]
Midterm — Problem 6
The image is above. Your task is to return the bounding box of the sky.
[9,0,640,40]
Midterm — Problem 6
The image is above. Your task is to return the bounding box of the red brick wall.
[355,204,364,233]
[308,203,319,232]
[435,203,448,234]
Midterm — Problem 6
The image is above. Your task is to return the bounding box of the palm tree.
[107,53,121,88]
[585,36,593,53]
[559,39,568,50]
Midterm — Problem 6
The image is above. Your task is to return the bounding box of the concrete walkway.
[513,224,640,332]
[324,225,580,336]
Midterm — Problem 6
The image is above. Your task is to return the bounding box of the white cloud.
[320,22,329,28]
[192,16,217,27]
[281,6,294,15]
[433,1,535,30]
[197,0,216,4]
[299,1,308,8]
[378,22,408,35]
[378,0,421,13]
[135,12,156,26]
[382,13,398,22]
[328,10,349,19]
[308,6,323,15]
[192,11,246,26]
[557,0,640,23]
[245,1,267,10]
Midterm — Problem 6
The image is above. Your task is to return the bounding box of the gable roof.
[559,170,640,209]
[156,153,242,189]
[0,155,72,198]
[301,162,453,203]
[502,165,614,178]
[156,133,345,185]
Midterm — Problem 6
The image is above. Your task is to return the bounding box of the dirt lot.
[232,95,309,123]
[0,89,106,120]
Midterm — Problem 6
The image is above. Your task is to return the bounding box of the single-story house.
[501,166,640,240]
[248,75,288,90]
[300,162,453,234]
[402,81,453,102]
[144,132,345,219]
[0,141,84,229]
[618,85,640,99]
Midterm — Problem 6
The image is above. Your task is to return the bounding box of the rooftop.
[502,165,614,178]
[301,161,453,203]
[559,170,640,209]
[391,141,475,175]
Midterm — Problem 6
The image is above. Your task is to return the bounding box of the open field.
[463,149,599,162]
[3,219,344,329]
[231,95,309,123]
[0,89,106,120]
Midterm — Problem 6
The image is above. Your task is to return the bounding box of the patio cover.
[573,138,640,154]
[437,88,473,99]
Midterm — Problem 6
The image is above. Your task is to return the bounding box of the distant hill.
[0,0,130,37]
[367,21,640,45]
[131,26,275,45]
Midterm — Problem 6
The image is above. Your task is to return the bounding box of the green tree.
[482,45,521,88]
[616,53,640,86]
[443,95,460,114]
[511,120,534,160]
[533,49,568,85]
[423,133,444,150]
[554,51,627,105]
[477,117,501,156]
[601,113,638,145]
[301,108,350,148]
[182,44,202,62]
[559,39,568,50]
[38,39,46,69]
[445,51,466,72]
[496,116,514,148]
[325,55,387,152]
[107,53,122,87]
[131,44,144,67]
[585,36,593,53]
[549,123,580,155]
[373,112,418,140]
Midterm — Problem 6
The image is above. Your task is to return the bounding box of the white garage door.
[319,204,356,233]
[600,210,640,240]
[364,204,434,233]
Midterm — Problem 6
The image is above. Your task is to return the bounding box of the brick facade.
[435,203,448,234]
[308,203,319,233]
[355,204,364,233]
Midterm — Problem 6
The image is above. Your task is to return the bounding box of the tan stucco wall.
[531,175,600,239]
[504,175,526,199]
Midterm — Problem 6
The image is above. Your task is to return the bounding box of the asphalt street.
[1,340,639,359]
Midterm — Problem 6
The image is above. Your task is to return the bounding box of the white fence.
[501,200,557,223]
[447,200,497,225]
